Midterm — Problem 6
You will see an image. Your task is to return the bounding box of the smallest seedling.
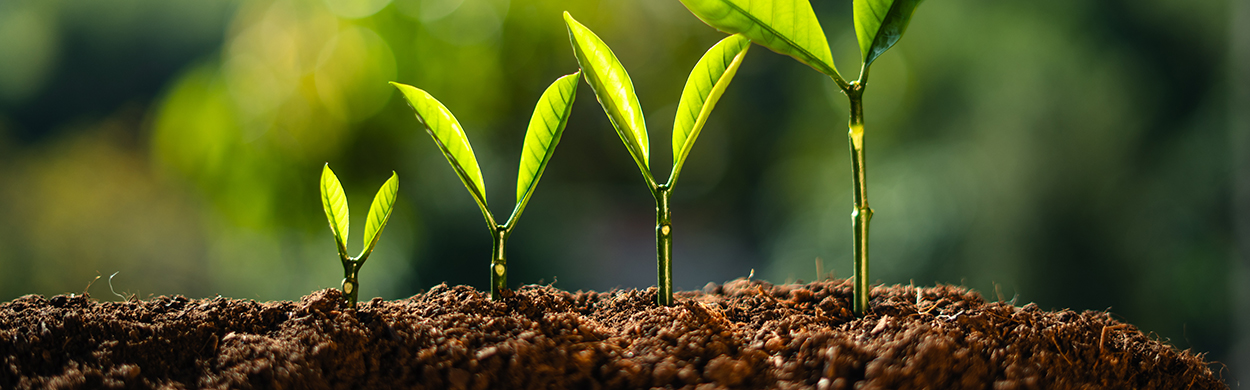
[320,163,400,307]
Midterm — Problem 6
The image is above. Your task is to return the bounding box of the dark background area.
[0,0,1244,383]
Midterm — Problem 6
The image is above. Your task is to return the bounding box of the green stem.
[655,185,673,306]
[341,257,360,308]
[490,225,508,300]
[847,82,873,316]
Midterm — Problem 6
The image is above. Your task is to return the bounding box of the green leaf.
[509,71,579,227]
[391,82,489,213]
[678,0,844,84]
[360,171,399,260]
[320,163,350,258]
[670,34,750,187]
[854,0,923,67]
[563,12,654,186]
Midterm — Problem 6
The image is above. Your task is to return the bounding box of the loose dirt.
[0,279,1226,389]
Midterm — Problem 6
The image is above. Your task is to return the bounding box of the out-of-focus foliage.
[0,0,1241,380]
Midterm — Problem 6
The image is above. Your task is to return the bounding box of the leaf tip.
[321,163,335,181]
[390,81,415,94]
[563,11,587,31]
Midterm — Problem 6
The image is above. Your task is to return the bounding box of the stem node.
[490,226,508,300]
[847,84,872,317]
[656,186,673,306]
[341,260,360,308]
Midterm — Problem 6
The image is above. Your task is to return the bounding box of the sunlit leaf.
[670,34,750,187]
[563,12,652,181]
[854,0,923,67]
[320,163,350,257]
[509,71,579,226]
[391,82,489,210]
[678,0,842,81]
[360,171,399,260]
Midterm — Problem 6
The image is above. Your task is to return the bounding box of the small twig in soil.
[937,309,964,321]
[917,296,946,316]
[910,280,919,307]
[1099,324,1128,354]
[1050,334,1075,365]
[83,273,102,298]
[108,271,135,301]
[917,302,940,315]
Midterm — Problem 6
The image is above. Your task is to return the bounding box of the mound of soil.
[0,279,1225,389]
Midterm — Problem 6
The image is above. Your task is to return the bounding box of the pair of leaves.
[320,164,400,262]
[564,12,750,189]
[678,0,923,82]
[390,72,579,229]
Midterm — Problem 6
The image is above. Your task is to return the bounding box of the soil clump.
[0,279,1226,389]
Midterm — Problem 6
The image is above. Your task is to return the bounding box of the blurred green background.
[0,0,1245,381]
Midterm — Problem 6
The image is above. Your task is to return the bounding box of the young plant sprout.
[390,72,580,300]
[678,0,925,316]
[564,12,751,306]
[319,163,400,308]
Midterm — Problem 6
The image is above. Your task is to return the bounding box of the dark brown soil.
[0,279,1225,389]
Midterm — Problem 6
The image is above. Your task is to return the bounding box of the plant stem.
[655,184,673,306]
[847,81,873,316]
[490,225,508,300]
[341,257,360,308]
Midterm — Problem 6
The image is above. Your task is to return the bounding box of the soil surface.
[0,279,1226,389]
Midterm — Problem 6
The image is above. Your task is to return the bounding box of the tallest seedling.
[564,12,751,306]
[678,0,924,315]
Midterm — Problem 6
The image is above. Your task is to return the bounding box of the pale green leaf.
[320,163,350,257]
[509,71,579,227]
[670,34,750,187]
[360,171,399,260]
[563,12,653,183]
[854,0,923,67]
[391,82,489,210]
[678,0,843,82]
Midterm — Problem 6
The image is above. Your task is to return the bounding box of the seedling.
[564,12,751,306]
[678,0,925,316]
[390,72,580,300]
[319,163,400,308]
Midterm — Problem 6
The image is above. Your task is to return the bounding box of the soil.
[0,278,1226,389]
